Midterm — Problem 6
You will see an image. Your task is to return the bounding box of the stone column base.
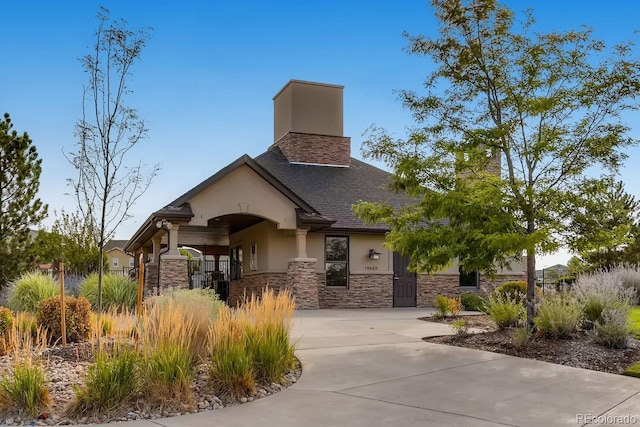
[159,255,189,294]
[287,258,319,310]
[144,264,159,297]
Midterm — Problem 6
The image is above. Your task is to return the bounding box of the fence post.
[59,262,66,347]
[135,254,145,351]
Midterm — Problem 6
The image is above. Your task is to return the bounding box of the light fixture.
[155,219,173,230]
[368,249,381,260]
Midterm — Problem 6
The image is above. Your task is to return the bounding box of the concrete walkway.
[103,309,640,427]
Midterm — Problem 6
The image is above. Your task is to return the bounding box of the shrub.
[451,318,469,337]
[582,294,606,326]
[80,274,137,312]
[510,327,532,350]
[0,361,50,417]
[573,268,637,307]
[0,307,14,356]
[484,293,524,329]
[434,295,462,318]
[615,265,640,300]
[36,296,92,344]
[534,293,581,339]
[494,281,527,303]
[6,272,59,313]
[68,348,139,416]
[460,293,485,312]
[592,308,630,349]
[434,295,450,317]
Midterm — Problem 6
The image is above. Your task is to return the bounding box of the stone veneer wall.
[417,273,526,307]
[143,264,158,297]
[287,259,319,309]
[275,132,351,166]
[318,273,393,309]
[159,257,189,294]
[227,273,288,307]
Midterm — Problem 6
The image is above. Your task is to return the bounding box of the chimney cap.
[272,79,344,101]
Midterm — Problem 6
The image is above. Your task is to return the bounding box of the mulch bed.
[421,315,640,374]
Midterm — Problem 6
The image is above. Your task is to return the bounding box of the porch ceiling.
[207,214,266,234]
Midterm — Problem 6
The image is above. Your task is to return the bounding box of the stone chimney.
[272,80,351,167]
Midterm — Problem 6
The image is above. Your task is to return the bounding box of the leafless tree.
[68,7,159,312]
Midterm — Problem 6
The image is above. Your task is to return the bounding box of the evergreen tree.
[0,113,47,288]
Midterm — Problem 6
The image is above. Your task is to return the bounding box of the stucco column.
[295,228,309,258]
[152,235,162,265]
[166,224,181,256]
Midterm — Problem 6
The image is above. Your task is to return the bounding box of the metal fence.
[188,259,230,301]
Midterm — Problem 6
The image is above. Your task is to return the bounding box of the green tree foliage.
[353,0,640,326]
[0,113,47,288]
[32,210,106,276]
[566,179,639,269]
[67,8,158,311]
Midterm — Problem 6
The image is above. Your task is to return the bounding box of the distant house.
[125,80,525,308]
[104,240,134,276]
[535,264,568,283]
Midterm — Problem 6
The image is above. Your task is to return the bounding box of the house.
[104,240,134,276]
[125,80,525,308]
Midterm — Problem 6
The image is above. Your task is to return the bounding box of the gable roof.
[169,154,319,214]
[255,146,407,231]
[104,240,129,252]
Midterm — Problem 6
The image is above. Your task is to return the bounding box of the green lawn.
[624,307,640,377]
[630,307,640,339]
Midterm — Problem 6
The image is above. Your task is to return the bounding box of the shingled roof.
[255,146,408,231]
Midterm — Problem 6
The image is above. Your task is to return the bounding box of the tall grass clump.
[0,360,50,417]
[208,305,255,399]
[534,293,581,339]
[147,289,223,359]
[0,323,50,417]
[68,347,139,417]
[140,301,196,410]
[240,288,297,383]
[484,292,524,329]
[6,272,59,313]
[80,274,137,312]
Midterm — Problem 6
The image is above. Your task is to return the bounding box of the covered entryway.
[393,252,416,307]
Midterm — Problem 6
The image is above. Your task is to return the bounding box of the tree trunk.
[526,219,536,329]
[97,242,104,313]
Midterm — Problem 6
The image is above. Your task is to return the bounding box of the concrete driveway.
[105,309,640,427]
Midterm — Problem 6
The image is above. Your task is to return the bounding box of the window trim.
[324,235,349,287]
[459,266,479,289]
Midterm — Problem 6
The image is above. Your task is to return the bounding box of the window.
[459,266,479,288]
[325,236,348,287]
[129,258,134,268]
[113,258,119,268]
[230,246,243,280]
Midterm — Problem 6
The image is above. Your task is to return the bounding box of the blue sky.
[3,1,640,268]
